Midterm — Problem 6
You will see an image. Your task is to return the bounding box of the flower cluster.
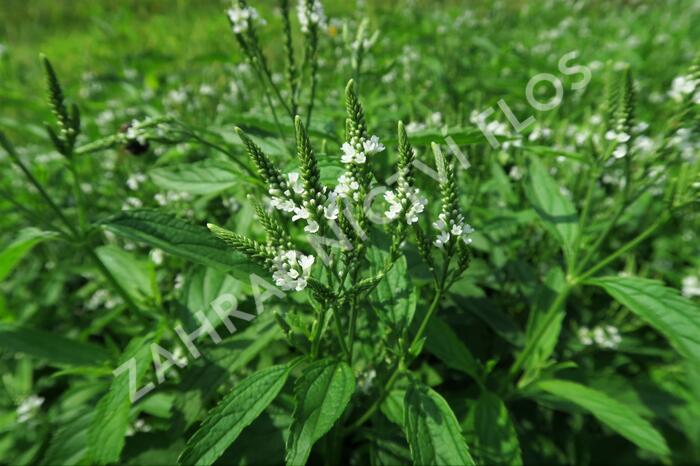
[605,129,632,159]
[670,128,700,162]
[335,133,383,203]
[268,171,338,233]
[271,249,315,291]
[125,120,148,146]
[16,395,44,423]
[432,211,474,248]
[578,325,622,349]
[126,172,147,191]
[340,135,385,164]
[226,4,265,34]
[297,0,326,33]
[334,172,360,200]
[384,182,427,225]
[431,147,475,249]
[668,74,700,103]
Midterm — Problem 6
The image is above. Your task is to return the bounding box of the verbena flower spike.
[384,121,427,257]
[431,143,474,251]
[42,55,80,157]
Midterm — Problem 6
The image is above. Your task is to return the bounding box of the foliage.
[1,0,700,465]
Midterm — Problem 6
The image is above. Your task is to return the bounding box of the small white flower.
[17,395,44,423]
[582,324,622,349]
[270,195,297,213]
[174,274,185,290]
[682,276,700,297]
[150,249,164,265]
[384,190,402,220]
[578,326,593,346]
[292,206,310,222]
[297,0,326,34]
[461,224,475,244]
[126,172,147,191]
[123,197,143,209]
[341,142,356,164]
[299,254,315,272]
[612,145,628,159]
[304,219,319,233]
[287,172,306,195]
[166,89,187,105]
[529,126,552,142]
[272,250,315,291]
[405,121,427,133]
[324,194,339,220]
[226,5,264,34]
[199,84,215,96]
[605,130,630,143]
[362,135,385,155]
[334,173,359,198]
[509,166,524,180]
[669,75,698,102]
[434,231,450,248]
[405,189,427,225]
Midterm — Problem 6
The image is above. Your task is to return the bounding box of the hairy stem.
[578,214,670,282]
[508,284,572,381]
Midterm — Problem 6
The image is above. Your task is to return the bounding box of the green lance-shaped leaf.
[96,244,159,308]
[466,392,522,465]
[424,316,481,383]
[369,255,417,339]
[149,160,241,196]
[88,334,155,465]
[179,360,298,466]
[588,276,700,365]
[526,155,579,263]
[535,379,670,457]
[404,381,475,466]
[100,209,265,281]
[285,359,355,466]
[0,227,57,281]
[0,323,109,367]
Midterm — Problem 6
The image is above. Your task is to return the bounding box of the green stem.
[3,137,79,238]
[347,360,404,432]
[508,284,572,380]
[578,214,670,282]
[3,133,149,323]
[331,305,351,361]
[576,203,625,274]
[348,280,446,432]
[346,300,359,362]
[68,162,88,233]
[310,307,327,359]
[407,286,443,362]
[177,127,258,180]
[570,169,598,274]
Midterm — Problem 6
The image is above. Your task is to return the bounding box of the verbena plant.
[1,1,700,465]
